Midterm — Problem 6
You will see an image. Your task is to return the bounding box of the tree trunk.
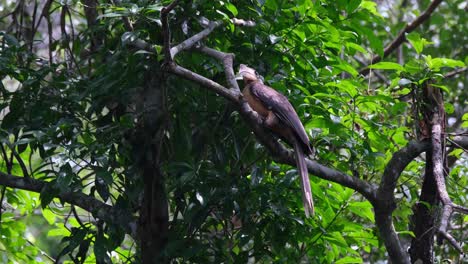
[135,68,169,263]
[409,81,446,263]
[409,149,437,263]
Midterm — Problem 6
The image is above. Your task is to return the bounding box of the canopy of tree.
[0,0,467,263]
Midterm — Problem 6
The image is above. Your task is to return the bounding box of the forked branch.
[431,112,468,253]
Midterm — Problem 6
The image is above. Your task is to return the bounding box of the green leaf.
[40,182,59,208]
[121,32,137,45]
[359,0,381,17]
[346,42,367,54]
[368,62,404,71]
[425,56,465,71]
[42,208,56,225]
[56,164,74,191]
[48,227,71,237]
[94,230,110,263]
[397,230,415,237]
[406,32,430,54]
[362,29,383,57]
[334,61,359,77]
[225,2,238,16]
[346,0,362,14]
[348,201,375,222]
[444,103,454,114]
[98,12,124,19]
[336,256,363,263]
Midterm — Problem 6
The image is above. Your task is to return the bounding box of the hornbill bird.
[237,64,314,217]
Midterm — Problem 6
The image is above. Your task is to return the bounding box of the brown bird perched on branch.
[237,64,314,217]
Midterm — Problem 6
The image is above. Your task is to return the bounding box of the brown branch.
[170,20,222,59]
[359,0,443,76]
[449,136,468,151]
[170,18,255,59]
[32,0,53,38]
[0,171,137,238]
[166,62,239,102]
[431,112,468,253]
[444,67,468,79]
[160,15,376,203]
[161,0,179,63]
[379,140,430,197]
[158,8,380,207]
[158,13,446,263]
[196,46,240,91]
[374,140,430,263]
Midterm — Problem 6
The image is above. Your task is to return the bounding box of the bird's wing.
[249,82,311,152]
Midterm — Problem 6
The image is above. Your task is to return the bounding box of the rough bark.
[409,82,443,263]
[409,148,437,263]
[134,68,169,263]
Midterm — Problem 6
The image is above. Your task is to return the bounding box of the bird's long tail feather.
[293,139,314,217]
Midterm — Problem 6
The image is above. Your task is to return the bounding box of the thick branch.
[432,112,468,252]
[432,115,449,204]
[0,172,137,238]
[166,62,239,102]
[359,0,443,75]
[158,14,434,263]
[379,140,430,197]
[374,140,430,263]
[160,15,376,207]
[375,213,411,264]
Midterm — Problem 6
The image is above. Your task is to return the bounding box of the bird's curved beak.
[235,64,247,80]
[237,64,257,81]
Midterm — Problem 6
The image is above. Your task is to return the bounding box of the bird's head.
[237,64,262,83]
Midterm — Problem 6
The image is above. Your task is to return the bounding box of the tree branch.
[444,67,468,79]
[379,140,430,197]
[359,0,443,76]
[170,20,221,59]
[158,13,465,263]
[166,62,239,102]
[161,0,179,63]
[160,15,378,204]
[431,112,468,253]
[373,140,430,263]
[196,46,240,92]
[0,172,137,238]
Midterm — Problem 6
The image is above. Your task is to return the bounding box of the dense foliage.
[0,0,466,263]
